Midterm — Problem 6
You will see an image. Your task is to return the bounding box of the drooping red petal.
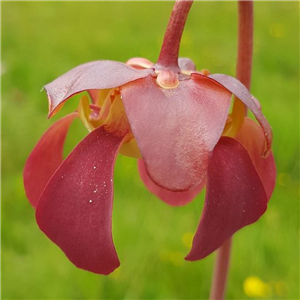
[44,60,154,117]
[138,159,206,206]
[121,75,231,191]
[207,73,273,157]
[36,126,124,275]
[186,137,268,261]
[23,113,78,208]
[236,117,276,199]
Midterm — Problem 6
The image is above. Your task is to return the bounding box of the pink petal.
[126,57,154,69]
[207,73,272,157]
[44,60,154,117]
[186,137,268,261]
[36,126,124,275]
[23,113,78,208]
[178,57,196,71]
[138,159,206,206]
[236,117,276,199]
[121,76,231,191]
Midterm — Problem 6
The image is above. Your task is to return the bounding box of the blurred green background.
[1,1,299,299]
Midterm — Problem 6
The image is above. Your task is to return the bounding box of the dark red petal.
[186,137,268,261]
[36,126,124,275]
[207,73,273,156]
[121,76,231,191]
[44,60,154,117]
[23,113,78,208]
[138,159,205,206]
[236,118,276,200]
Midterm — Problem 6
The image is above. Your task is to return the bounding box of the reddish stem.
[209,2,253,300]
[156,0,193,70]
[236,1,253,90]
[209,238,232,300]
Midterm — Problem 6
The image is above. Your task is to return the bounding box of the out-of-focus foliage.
[1,2,299,299]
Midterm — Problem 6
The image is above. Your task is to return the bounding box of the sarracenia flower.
[23,1,276,275]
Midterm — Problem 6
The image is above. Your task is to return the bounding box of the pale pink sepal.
[121,76,231,191]
[44,60,154,116]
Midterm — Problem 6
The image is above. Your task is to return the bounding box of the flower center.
[77,89,141,159]
[222,98,245,137]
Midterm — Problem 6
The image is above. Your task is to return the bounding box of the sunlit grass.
[1,1,299,299]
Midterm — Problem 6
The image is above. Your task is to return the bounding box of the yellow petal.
[78,95,94,132]
[222,97,245,137]
[104,94,131,137]
[119,137,141,159]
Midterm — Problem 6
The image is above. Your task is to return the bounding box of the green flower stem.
[209,2,253,299]
[156,0,194,70]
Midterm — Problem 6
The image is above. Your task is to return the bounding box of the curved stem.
[209,2,254,300]
[156,0,193,70]
[209,238,232,300]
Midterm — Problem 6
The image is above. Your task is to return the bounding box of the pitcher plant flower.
[24,0,276,276]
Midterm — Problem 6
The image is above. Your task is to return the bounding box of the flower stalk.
[232,1,254,118]
[156,0,194,70]
[209,238,232,300]
[209,2,254,299]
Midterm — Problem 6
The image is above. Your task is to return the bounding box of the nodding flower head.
[24,1,275,275]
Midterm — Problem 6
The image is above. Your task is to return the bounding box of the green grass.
[1,1,299,299]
